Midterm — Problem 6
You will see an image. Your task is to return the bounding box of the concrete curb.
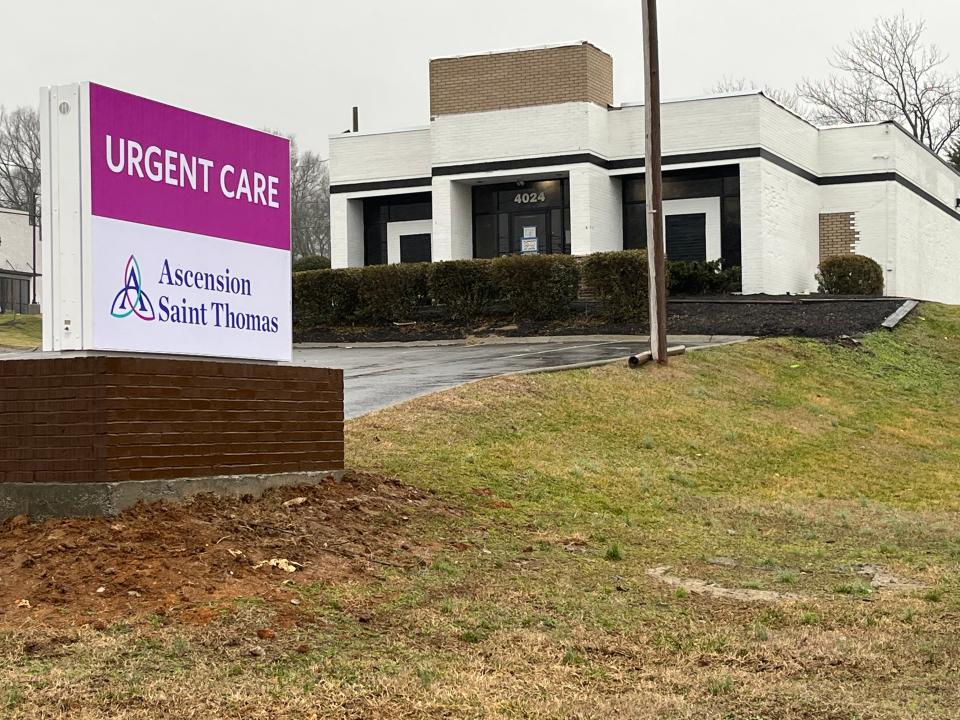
[298,334,753,350]
[507,357,628,376]
[525,338,763,377]
[881,299,920,329]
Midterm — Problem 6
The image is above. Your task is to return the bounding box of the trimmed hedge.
[292,255,331,272]
[667,259,742,296]
[491,254,580,320]
[582,250,649,321]
[354,263,431,323]
[816,254,884,295]
[292,268,361,327]
[293,264,430,326]
[293,253,747,329]
[429,259,496,321]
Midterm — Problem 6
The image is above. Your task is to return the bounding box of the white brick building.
[329,42,960,303]
[0,207,41,314]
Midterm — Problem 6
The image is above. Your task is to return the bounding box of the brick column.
[819,212,859,260]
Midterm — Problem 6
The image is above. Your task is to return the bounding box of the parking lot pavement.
[293,336,746,419]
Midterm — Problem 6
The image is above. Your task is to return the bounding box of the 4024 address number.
[514,191,546,204]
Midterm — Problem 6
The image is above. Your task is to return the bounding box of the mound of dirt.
[0,472,445,627]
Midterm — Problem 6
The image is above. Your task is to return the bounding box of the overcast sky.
[4,0,959,157]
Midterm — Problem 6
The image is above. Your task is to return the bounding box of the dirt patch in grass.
[646,566,804,602]
[295,297,905,343]
[0,472,449,627]
[855,563,928,593]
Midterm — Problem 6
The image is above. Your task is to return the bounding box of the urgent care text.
[104,134,281,208]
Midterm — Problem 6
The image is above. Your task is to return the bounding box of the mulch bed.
[295,296,909,343]
[0,472,452,627]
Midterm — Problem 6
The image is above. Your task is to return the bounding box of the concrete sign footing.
[1,470,346,521]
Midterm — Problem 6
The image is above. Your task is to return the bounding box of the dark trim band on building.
[888,174,959,221]
[332,148,960,223]
[330,176,432,194]
[430,148,765,177]
[433,153,606,176]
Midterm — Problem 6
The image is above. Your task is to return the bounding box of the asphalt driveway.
[294,335,747,418]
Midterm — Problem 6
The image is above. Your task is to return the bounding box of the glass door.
[511,212,548,255]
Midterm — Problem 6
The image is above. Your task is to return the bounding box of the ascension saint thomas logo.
[110,255,155,321]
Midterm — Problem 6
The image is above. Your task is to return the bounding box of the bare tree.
[264,129,331,259]
[709,77,807,117]
[799,13,960,155]
[289,139,330,260]
[0,106,41,222]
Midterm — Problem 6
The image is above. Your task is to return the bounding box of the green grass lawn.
[0,314,41,348]
[3,305,960,718]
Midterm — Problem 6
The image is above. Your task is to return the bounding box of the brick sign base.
[0,356,343,519]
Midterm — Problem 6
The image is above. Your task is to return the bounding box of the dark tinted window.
[473,179,570,258]
[400,234,432,263]
[496,180,564,212]
[623,178,645,204]
[390,202,432,223]
[497,214,511,255]
[0,276,31,314]
[362,193,432,266]
[624,174,725,202]
[550,209,564,254]
[624,203,647,250]
[721,195,742,266]
[364,224,385,266]
[622,165,740,265]
[474,214,497,259]
[473,187,496,214]
[663,177,722,200]
[666,214,707,261]
[624,209,709,260]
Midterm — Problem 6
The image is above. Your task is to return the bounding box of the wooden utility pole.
[642,0,668,363]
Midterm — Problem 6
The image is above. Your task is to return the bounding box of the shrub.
[666,260,742,295]
[292,255,331,272]
[292,268,361,327]
[354,263,431,323]
[581,250,649,321]
[491,254,580,320]
[429,259,497,321]
[816,254,884,295]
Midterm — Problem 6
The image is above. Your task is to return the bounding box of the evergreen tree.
[950,139,960,172]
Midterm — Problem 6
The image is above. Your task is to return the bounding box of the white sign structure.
[40,83,292,361]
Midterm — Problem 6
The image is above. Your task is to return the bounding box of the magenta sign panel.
[89,84,290,250]
[86,83,292,361]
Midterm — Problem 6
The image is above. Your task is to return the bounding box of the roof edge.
[329,125,431,142]
[430,40,608,62]
[820,119,960,180]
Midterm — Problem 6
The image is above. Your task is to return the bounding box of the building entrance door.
[511,212,548,255]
